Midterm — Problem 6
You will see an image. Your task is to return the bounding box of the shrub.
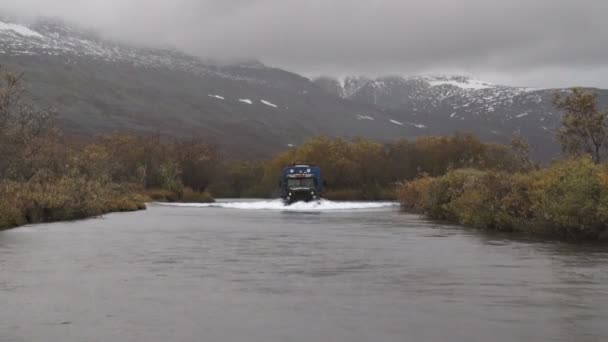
[425,169,486,221]
[0,179,147,230]
[447,171,516,231]
[396,158,608,240]
[142,189,181,202]
[180,188,215,203]
[396,175,435,213]
[142,187,214,203]
[529,157,607,238]
[0,201,26,229]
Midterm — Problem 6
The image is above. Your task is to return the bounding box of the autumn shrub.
[0,187,26,229]
[180,188,215,203]
[396,158,608,240]
[447,171,517,231]
[142,187,214,203]
[528,157,608,238]
[424,169,489,221]
[142,188,180,202]
[0,178,147,229]
[396,175,435,213]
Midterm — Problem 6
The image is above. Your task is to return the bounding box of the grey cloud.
[2,0,607,87]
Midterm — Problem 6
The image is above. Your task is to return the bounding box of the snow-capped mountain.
[313,74,608,158]
[1,16,606,159]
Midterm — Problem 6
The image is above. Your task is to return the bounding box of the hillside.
[2,16,606,159]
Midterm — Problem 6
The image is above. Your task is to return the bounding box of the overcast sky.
[2,0,607,88]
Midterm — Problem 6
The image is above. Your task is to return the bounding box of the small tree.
[510,134,534,171]
[0,67,56,180]
[554,88,608,164]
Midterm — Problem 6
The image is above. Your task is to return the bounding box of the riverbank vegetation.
[0,68,215,230]
[397,158,608,240]
[397,88,608,240]
[3,65,607,241]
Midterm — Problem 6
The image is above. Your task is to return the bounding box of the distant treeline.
[211,134,530,200]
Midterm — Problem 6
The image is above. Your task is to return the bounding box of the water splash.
[156,199,398,211]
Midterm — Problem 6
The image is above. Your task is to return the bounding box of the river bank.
[397,157,608,241]
[0,181,147,230]
[0,184,216,231]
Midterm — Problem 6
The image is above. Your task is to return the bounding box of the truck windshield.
[287,178,316,188]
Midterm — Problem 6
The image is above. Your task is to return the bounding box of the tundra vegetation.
[2,67,606,240]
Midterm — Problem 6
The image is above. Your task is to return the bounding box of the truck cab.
[280,164,323,204]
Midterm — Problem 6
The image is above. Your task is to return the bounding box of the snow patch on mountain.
[427,78,494,90]
[0,21,43,38]
[261,100,278,108]
[408,122,427,129]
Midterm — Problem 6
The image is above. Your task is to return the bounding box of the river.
[1,200,607,342]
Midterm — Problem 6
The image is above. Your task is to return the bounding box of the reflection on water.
[0,202,607,342]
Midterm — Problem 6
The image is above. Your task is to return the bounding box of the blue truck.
[280,164,324,204]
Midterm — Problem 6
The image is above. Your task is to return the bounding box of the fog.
[2,0,607,87]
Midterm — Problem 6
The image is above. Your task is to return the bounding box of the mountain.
[0,17,421,156]
[322,75,552,155]
[1,16,606,159]
[315,75,608,159]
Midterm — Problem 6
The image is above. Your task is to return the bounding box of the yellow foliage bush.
[396,158,608,240]
[0,179,147,229]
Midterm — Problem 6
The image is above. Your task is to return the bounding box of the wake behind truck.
[280,164,324,204]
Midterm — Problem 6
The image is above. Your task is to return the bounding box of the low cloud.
[2,0,607,87]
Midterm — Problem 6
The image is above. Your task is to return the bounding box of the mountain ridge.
[1,16,606,160]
